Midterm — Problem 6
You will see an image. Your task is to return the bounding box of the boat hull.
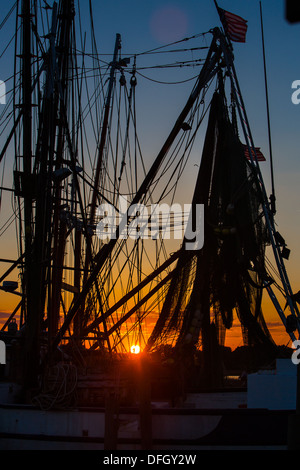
[0,402,291,450]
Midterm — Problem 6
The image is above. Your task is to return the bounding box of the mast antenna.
[260,1,276,214]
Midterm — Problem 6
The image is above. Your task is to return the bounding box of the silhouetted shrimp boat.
[0,0,299,450]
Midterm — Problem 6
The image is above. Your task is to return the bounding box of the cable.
[0,2,17,31]
[136,71,200,85]
[31,363,78,410]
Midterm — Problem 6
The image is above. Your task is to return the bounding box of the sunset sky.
[0,0,299,351]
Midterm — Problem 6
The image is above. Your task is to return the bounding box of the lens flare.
[150,6,188,44]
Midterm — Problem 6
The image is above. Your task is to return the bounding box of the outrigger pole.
[212,0,300,342]
[259,1,276,214]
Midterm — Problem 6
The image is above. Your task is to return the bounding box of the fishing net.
[146,88,276,355]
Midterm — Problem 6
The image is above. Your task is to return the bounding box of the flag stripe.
[243,145,266,162]
[219,8,248,42]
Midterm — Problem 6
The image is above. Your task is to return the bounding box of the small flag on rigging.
[217,7,248,43]
[243,145,266,162]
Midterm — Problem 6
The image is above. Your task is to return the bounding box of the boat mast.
[21,0,77,389]
[21,0,37,391]
[22,0,32,230]
[89,33,122,225]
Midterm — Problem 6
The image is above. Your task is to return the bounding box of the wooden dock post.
[104,391,119,450]
[138,357,153,450]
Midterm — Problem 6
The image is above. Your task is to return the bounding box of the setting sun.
[130,345,141,354]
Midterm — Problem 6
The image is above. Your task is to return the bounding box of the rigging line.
[0,200,22,236]
[102,237,149,295]
[0,79,22,129]
[67,60,204,77]
[145,92,208,198]
[0,109,15,137]
[91,269,175,342]
[0,70,22,87]
[77,167,121,212]
[102,248,133,312]
[38,0,48,41]
[265,255,286,291]
[118,73,147,186]
[90,239,178,330]
[79,84,99,154]
[109,219,168,286]
[99,80,119,194]
[136,71,199,85]
[259,1,276,213]
[0,1,17,31]
[67,65,109,123]
[111,289,165,350]
[109,273,174,347]
[96,98,135,200]
[152,137,192,203]
[134,60,205,71]
[74,33,210,60]
[130,31,211,58]
[0,24,21,59]
[0,154,6,210]
[114,80,129,196]
[89,35,121,223]
[76,45,209,58]
[73,26,90,183]
[88,0,106,132]
[70,62,205,79]
[135,46,209,55]
[124,244,141,314]
[80,66,110,140]
[77,53,92,211]
[54,35,221,347]
[148,125,189,187]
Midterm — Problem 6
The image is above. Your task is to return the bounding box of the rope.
[32,363,78,410]
[136,71,200,85]
[0,2,17,31]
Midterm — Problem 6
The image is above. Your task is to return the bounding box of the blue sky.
[83,0,300,176]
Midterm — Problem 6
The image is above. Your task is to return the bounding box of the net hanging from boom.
[146,81,276,355]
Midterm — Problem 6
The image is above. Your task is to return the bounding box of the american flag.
[243,145,266,162]
[218,8,248,43]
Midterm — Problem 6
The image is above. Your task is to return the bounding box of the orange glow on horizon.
[0,276,294,353]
